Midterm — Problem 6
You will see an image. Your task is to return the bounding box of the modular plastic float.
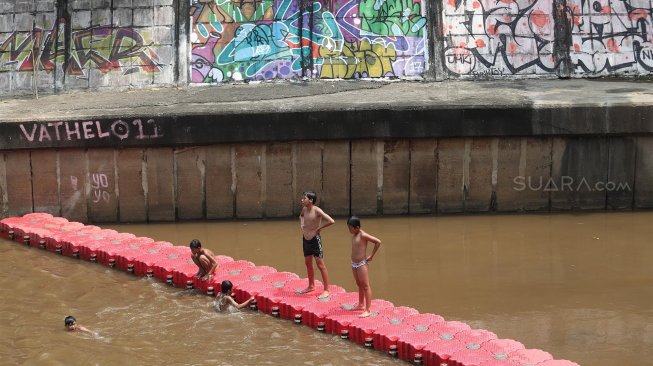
[0,214,580,366]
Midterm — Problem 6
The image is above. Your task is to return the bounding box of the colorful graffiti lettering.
[0,22,163,77]
[319,39,397,78]
[190,0,427,82]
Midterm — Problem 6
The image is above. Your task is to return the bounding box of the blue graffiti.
[215,0,343,78]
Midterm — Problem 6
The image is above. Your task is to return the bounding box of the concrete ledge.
[1,79,652,150]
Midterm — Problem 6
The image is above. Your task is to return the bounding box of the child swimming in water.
[64,315,95,335]
[214,280,255,313]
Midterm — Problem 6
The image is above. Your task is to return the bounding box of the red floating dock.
[0,214,579,366]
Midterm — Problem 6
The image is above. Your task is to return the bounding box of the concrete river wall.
[2,0,653,96]
[0,80,651,222]
[1,136,651,223]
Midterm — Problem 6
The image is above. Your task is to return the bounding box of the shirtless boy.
[299,191,335,299]
[64,315,94,335]
[189,239,218,281]
[347,216,382,318]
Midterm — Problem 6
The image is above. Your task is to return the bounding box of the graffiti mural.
[0,21,163,78]
[442,0,653,78]
[190,0,427,82]
[569,0,653,75]
[442,0,556,77]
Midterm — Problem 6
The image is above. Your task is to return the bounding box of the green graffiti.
[359,0,426,36]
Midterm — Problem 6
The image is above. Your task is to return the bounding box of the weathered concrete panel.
[235,144,263,218]
[466,138,493,212]
[206,145,233,219]
[294,142,323,216]
[497,138,551,211]
[4,151,34,217]
[117,149,146,222]
[0,153,5,215]
[87,149,118,222]
[351,140,380,216]
[145,148,175,221]
[551,137,608,210]
[30,150,60,215]
[59,149,88,222]
[322,141,350,217]
[635,136,653,209]
[495,138,521,212]
[409,139,437,214]
[175,147,205,220]
[573,137,609,210]
[606,137,636,209]
[521,138,552,211]
[382,140,409,215]
[265,143,293,218]
[550,138,570,210]
[437,138,465,213]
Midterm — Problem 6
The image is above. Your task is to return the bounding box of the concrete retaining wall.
[0,0,179,96]
[2,0,653,96]
[192,0,653,82]
[1,136,650,222]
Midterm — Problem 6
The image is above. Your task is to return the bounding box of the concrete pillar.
[425,0,446,80]
[175,147,205,220]
[145,148,175,221]
[31,150,60,216]
[322,141,350,217]
[234,144,264,219]
[117,149,147,223]
[552,0,572,77]
[59,149,88,222]
[351,140,381,216]
[382,140,410,215]
[87,149,118,222]
[206,145,234,219]
[264,142,293,218]
[175,0,188,85]
[409,139,437,214]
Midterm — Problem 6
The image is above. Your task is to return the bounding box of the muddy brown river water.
[1,212,651,365]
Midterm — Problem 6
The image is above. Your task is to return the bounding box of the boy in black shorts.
[299,191,335,299]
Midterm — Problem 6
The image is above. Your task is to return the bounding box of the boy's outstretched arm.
[236,296,255,310]
[78,325,96,335]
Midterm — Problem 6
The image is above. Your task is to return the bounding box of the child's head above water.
[64,315,77,331]
[220,280,233,295]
